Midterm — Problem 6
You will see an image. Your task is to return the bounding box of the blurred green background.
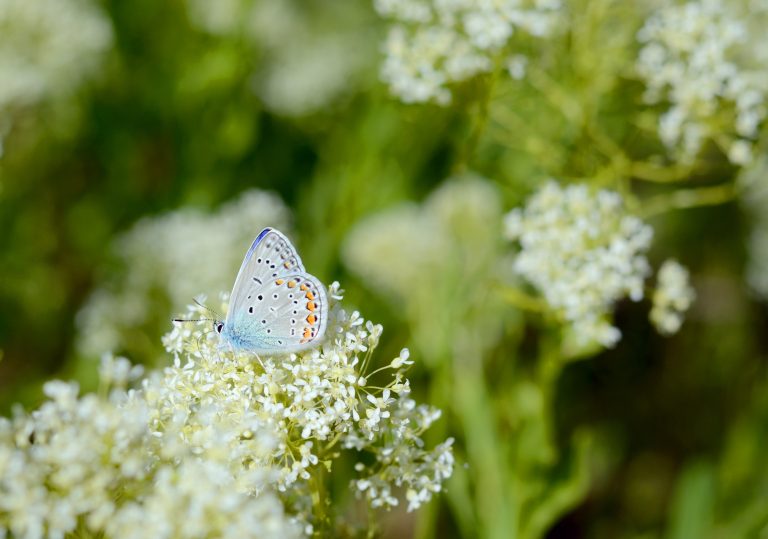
[1,0,767,538]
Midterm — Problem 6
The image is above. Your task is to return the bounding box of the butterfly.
[212,227,328,353]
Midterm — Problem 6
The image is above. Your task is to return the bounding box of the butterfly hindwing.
[224,272,328,353]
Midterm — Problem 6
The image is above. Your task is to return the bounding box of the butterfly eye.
[215,322,224,333]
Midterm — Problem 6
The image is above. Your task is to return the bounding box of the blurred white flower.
[505,181,653,347]
[185,0,373,117]
[0,0,112,152]
[343,176,507,360]
[507,54,529,80]
[185,0,250,35]
[650,259,695,335]
[2,285,452,536]
[76,189,291,360]
[376,0,563,104]
[98,353,144,389]
[0,0,112,108]
[636,0,768,165]
[344,175,503,299]
[255,32,370,117]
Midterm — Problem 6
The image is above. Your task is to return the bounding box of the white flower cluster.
[164,283,453,510]
[3,285,453,538]
[0,358,299,539]
[650,259,696,335]
[636,0,768,165]
[351,407,454,512]
[375,0,563,104]
[505,181,653,347]
[185,0,371,117]
[76,189,290,360]
[0,0,112,153]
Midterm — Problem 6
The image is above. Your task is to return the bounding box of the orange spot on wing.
[307,314,317,325]
[284,261,291,269]
[303,327,311,339]
[306,291,315,300]
[275,279,284,285]
[287,280,296,288]
[300,283,309,291]
[307,302,316,312]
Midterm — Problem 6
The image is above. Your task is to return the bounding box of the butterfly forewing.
[227,228,305,323]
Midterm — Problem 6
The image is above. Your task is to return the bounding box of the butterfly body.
[215,227,328,354]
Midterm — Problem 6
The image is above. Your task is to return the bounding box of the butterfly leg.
[254,353,265,372]
[195,328,214,356]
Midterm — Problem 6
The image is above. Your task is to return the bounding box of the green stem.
[310,465,329,537]
[527,66,582,124]
[640,183,739,218]
[322,430,345,454]
[501,286,549,313]
[414,360,452,539]
[630,161,696,183]
[452,351,516,539]
[455,64,502,173]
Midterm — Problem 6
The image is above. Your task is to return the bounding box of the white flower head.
[506,181,654,347]
[376,0,563,104]
[636,0,768,165]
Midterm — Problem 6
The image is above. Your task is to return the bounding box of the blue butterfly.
[213,227,328,353]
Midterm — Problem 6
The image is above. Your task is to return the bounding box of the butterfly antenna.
[193,298,221,319]
[172,317,215,323]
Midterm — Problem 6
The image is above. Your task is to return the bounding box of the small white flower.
[650,260,696,335]
[390,348,413,368]
[728,139,754,165]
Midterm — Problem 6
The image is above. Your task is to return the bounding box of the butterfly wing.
[223,228,328,353]
[224,272,328,353]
